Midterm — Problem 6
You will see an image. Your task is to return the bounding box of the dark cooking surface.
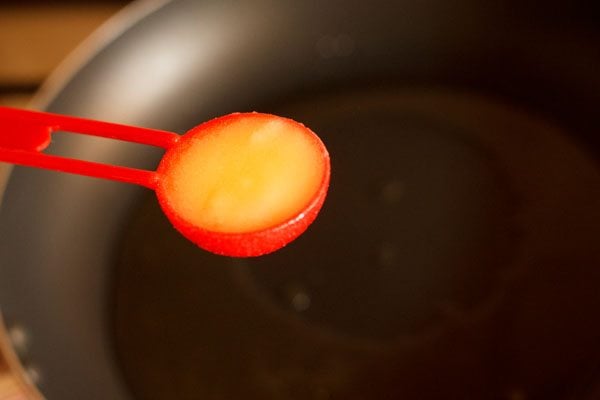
[0,1,599,399]
[113,89,600,400]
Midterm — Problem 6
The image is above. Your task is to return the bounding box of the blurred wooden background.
[0,1,130,107]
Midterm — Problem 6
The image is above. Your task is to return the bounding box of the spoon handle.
[0,107,179,189]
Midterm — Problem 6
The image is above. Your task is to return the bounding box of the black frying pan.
[0,0,599,399]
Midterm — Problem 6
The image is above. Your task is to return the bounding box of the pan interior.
[112,87,600,399]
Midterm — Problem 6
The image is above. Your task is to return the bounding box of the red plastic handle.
[0,107,180,189]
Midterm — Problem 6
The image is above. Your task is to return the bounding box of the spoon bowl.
[156,112,330,256]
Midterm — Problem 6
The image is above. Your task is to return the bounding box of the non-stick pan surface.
[0,1,599,399]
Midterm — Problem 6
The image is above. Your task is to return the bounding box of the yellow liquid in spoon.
[161,115,326,233]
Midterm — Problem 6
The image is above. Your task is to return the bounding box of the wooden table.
[0,2,127,107]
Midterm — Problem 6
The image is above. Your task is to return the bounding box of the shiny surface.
[159,114,325,233]
[156,112,330,257]
[0,0,598,399]
[114,89,600,399]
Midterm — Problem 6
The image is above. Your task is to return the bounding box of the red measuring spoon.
[0,107,330,257]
